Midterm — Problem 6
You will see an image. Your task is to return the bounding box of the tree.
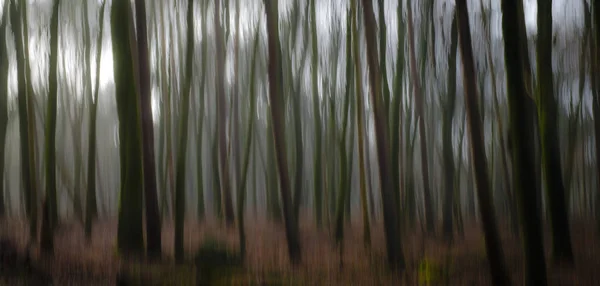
[442,11,458,242]
[0,0,10,218]
[359,0,404,269]
[215,0,235,226]
[84,0,107,242]
[456,0,509,284]
[237,16,261,259]
[334,7,354,250]
[352,0,371,247]
[406,0,434,234]
[195,0,209,220]
[174,0,195,263]
[591,0,600,237]
[535,0,574,263]
[40,0,61,254]
[264,0,302,264]
[134,0,162,258]
[11,0,37,241]
[310,0,324,229]
[501,0,548,284]
[112,0,145,255]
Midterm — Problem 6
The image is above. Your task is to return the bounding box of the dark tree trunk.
[535,0,574,264]
[456,0,509,284]
[41,0,61,254]
[215,0,235,226]
[264,0,301,264]
[112,0,145,255]
[442,12,458,242]
[406,0,434,234]
[11,0,37,241]
[360,0,405,269]
[502,0,548,284]
[134,0,162,259]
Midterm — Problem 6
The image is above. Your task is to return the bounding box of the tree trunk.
[11,0,37,241]
[112,0,145,255]
[0,0,10,218]
[310,0,323,229]
[173,0,195,263]
[264,0,301,264]
[215,0,235,226]
[592,0,600,237]
[406,0,434,234]
[360,0,405,269]
[134,0,162,258]
[501,0,548,284]
[442,12,458,242]
[40,0,61,253]
[535,0,574,263]
[456,0,510,284]
[237,22,261,259]
[352,2,370,247]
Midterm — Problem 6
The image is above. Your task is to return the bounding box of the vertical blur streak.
[0,0,10,218]
[10,0,37,241]
[264,0,301,264]
[501,0,548,284]
[135,0,162,258]
[360,0,404,269]
[456,0,508,284]
[174,0,194,263]
[40,0,60,254]
[216,0,235,225]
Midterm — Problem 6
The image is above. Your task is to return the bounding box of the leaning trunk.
[359,0,405,269]
[264,0,301,264]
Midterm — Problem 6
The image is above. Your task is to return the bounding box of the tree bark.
[310,0,323,229]
[215,0,235,226]
[112,0,145,255]
[11,0,37,241]
[535,0,574,263]
[359,0,405,269]
[456,0,509,284]
[406,0,434,233]
[264,0,301,264]
[501,0,548,284]
[442,12,458,242]
[40,0,61,254]
[134,0,162,258]
[0,0,10,218]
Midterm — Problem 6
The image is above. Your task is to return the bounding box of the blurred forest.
[0,0,600,284]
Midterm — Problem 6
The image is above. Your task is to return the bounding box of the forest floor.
[0,215,599,285]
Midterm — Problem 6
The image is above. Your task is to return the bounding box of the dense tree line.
[0,0,599,284]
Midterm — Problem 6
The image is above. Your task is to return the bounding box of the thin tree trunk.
[310,0,323,229]
[360,0,404,269]
[352,1,370,246]
[215,0,235,226]
[40,0,61,253]
[264,0,301,264]
[237,21,261,259]
[406,0,434,233]
[592,0,600,236]
[11,0,37,241]
[456,0,509,284]
[174,0,194,263]
[0,0,10,218]
[442,12,458,242]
